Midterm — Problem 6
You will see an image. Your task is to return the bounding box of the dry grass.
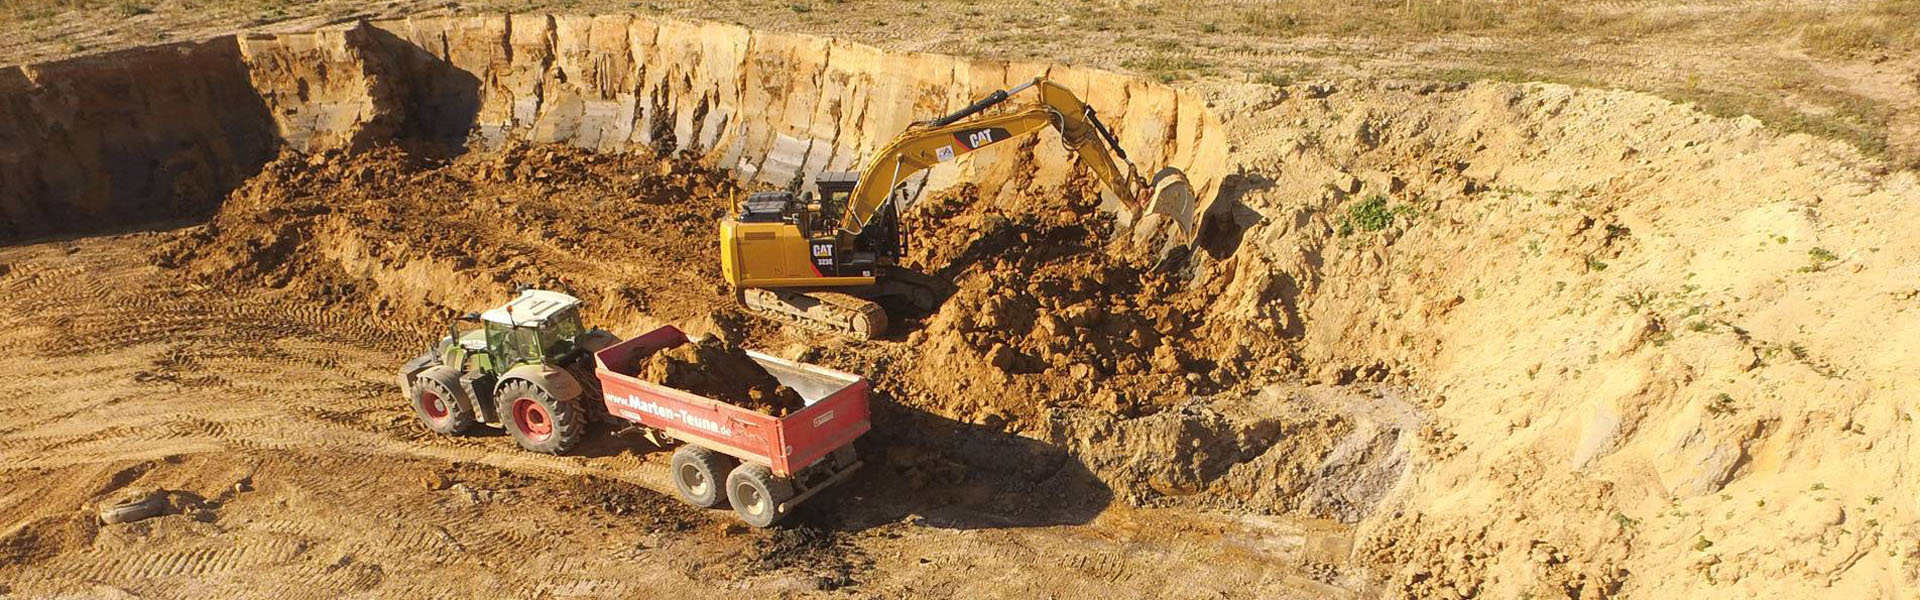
[1799,0,1920,58]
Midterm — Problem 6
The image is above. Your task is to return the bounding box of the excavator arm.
[721,77,1201,340]
[838,77,1158,236]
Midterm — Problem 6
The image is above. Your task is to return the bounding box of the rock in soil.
[97,489,168,524]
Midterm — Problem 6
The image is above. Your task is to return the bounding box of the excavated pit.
[5,11,1920,600]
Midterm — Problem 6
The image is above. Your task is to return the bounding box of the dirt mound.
[879,182,1292,428]
[639,338,804,415]
[150,141,1342,519]
[151,142,763,340]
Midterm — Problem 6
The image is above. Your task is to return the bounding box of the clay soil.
[639,337,804,415]
[0,145,1361,598]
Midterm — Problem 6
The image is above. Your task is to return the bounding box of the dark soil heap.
[640,338,804,415]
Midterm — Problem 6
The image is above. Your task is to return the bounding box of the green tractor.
[397,289,619,454]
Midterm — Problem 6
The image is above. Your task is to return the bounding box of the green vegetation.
[1613,513,1640,530]
[1337,194,1415,236]
[1706,393,1736,415]
[1662,84,1892,164]
[1617,290,1656,310]
[1798,247,1840,272]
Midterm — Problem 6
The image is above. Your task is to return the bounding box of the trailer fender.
[414,365,478,415]
[576,328,621,354]
[498,364,585,405]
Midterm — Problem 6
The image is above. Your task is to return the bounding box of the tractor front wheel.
[411,371,478,434]
[498,379,585,455]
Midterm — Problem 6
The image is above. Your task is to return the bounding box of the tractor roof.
[481,289,581,327]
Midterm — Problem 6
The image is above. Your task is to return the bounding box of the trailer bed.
[592,326,871,477]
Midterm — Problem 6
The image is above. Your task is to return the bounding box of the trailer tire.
[411,371,477,435]
[670,446,737,509]
[726,464,794,528]
[498,379,584,455]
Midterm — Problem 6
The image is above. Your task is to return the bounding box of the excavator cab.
[736,173,858,240]
[813,171,858,233]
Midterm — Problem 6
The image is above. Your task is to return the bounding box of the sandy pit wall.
[253,14,1230,209]
[0,14,1229,246]
[0,39,277,241]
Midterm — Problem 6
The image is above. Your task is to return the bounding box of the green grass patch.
[1337,194,1415,236]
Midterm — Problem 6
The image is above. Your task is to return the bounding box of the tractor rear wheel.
[726,463,794,528]
[498,379,584,454]
[411,372,477,434]
[670,445,737,508]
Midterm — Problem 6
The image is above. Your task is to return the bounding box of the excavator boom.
[838,77,1169,235]
[719,77,1197,340]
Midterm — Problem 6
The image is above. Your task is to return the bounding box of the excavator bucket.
[1125,166,1204,257]
[1147,167,1199,236]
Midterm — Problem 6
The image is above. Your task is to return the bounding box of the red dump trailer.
[594,325,870,527]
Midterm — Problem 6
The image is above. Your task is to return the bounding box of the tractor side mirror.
[457,312,482,322]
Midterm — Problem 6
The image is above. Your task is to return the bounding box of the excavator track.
[742,288,889,340]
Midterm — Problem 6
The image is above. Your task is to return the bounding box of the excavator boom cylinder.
[931,89,1009,127]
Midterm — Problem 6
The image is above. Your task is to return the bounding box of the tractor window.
[539,307,585,358]
[485,321,539,368]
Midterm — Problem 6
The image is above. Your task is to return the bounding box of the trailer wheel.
[726,464,794,528]
[411,372,477,434]
[498,379,584,455]
[670,446,737,508]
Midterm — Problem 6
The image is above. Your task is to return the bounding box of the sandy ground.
[0,142,1368,598]
[2,3,1918,599]
[0,230,1357,599]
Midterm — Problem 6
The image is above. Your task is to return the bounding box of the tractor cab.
[477,289,587,369]
[441,289,588,376]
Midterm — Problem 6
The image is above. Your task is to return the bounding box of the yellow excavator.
[718,77,1195,338]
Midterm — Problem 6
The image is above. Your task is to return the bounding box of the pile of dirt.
[150,142,769,341]
[874,182,1292,428]
[639,338,804,415]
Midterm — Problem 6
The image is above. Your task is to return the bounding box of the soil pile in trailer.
[638,337,805,415]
